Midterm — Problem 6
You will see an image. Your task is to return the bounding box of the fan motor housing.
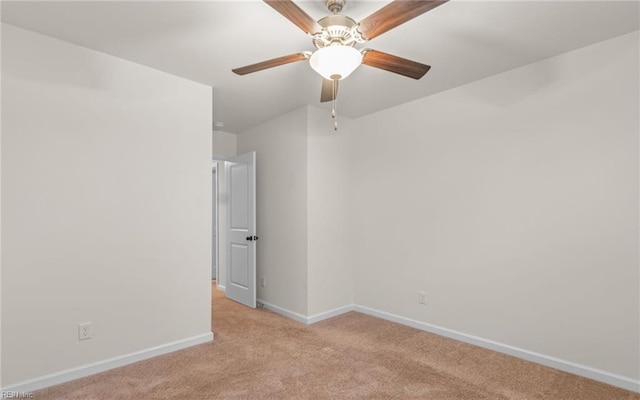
[313,15,363,49]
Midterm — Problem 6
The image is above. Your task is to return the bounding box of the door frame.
[212,157,234,291]
[212,163,218,281]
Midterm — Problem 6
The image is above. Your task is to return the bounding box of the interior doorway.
[211,153,257,308]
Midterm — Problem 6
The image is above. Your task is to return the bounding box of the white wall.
[307,107,353,316]
[0,24,3,387]
[212,130,237,159]
[350,31,639,381]
[1,24,212,386]
[237,107,309,316]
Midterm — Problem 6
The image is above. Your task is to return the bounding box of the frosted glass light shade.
[309,46,362,80]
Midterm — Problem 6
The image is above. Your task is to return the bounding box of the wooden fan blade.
[232,53,309,75]
[264,0,322,35]
[357,0,448,41]
[320,78,338,103]
[362,49,431,80]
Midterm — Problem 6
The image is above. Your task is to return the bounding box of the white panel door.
[225,152,256,308]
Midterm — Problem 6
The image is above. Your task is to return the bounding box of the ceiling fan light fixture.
[309,45,362,80]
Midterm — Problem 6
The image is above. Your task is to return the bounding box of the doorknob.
[246,236,253,241]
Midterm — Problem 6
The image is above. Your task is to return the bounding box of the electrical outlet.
[78,322,92,341]
[260,277,266,288]
[418,291,427,305]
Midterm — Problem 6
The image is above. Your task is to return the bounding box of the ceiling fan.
[233,0,448,128]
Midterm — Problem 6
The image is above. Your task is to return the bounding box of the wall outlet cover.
[418,291,427,305]
[78,322,93,341]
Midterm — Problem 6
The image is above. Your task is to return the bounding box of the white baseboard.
[216,284,226,292]
[257,300,353,325]
[2,332,214,393]
[307,305,354,324]
[353,305,640,393]
[257,300,309,324]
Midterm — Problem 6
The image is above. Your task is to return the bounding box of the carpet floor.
[36,282,639,399]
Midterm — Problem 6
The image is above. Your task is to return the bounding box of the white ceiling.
[2,1,638,133]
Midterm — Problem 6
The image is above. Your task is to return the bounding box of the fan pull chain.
[332,77,338,131]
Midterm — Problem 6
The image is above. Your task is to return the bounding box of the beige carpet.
[36,282,639,399]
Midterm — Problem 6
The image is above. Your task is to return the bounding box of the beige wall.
[237,107,309,316]
[350,31,639,380]
[212,130,237,159]
[1,24,212,386]
[307,107,353,316]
